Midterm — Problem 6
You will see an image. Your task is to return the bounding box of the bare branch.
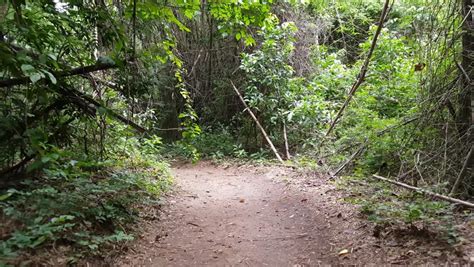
[0,62,116,88]
[372,174,474,208]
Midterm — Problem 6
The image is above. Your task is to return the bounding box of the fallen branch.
[0,154,35,178]
[332,141,368,178]
[154,127,185,131]
[330,117,417,177]
[372,174,474,208]
[325,0,392,137]
[230,81,284,163]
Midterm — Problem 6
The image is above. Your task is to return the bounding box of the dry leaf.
[338,249,349,256]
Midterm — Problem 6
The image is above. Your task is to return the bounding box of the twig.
[372,174,474,208]
[330,116,417,177]
[376,117,418,136]
[332,141,368,178]
[414,152,426,185]
[230,81,284,163]
[455,61,471,83]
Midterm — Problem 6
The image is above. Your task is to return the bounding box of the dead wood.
[372,174,474,208]
[332,141,368,178]
[231,81,284,163]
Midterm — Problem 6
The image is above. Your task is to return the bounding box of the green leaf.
[27,160,44,172]
[41,156,51,163]
[44,71,57,84]
[0,192,13,201]
[98,56,115,65]
[29,73,43,83]
[244,36,256,46]
[184,9,194,19]
[97,107,108,115]
[21,64,35,73]
[29,236,47,248]
[47,53,57,61]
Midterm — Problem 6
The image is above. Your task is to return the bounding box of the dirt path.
[117,162,333,266]
[115,162,472,266]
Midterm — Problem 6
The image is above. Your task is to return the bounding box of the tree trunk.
[283,122,291,160]
[459,0,474,137]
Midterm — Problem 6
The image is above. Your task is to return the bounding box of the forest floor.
[112,161,473,266]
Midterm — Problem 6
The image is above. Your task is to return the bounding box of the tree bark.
[449,145,474,196]
[459,0,474,136]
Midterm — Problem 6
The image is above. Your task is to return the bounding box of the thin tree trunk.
[283,122,291,160]
[459,0,474,136]
[450,145,474,196]
[207,7,213,92]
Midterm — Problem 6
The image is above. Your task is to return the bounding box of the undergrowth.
[163,126,273,163]
[336,175,469,245]
[0,135,172,265]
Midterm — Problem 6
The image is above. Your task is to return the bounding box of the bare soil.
[113,161,473,266]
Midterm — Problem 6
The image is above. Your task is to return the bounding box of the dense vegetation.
[0,0,472,264]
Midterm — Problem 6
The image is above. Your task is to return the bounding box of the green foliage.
[1,0,471,262]
[210,0,275,46]
[0,142,171,263]
[239,19,314,151]
[0,114,171,263]
[191,126,237,158]
[164,125,268,161]
[308,0,383,61]
[311,24,420,174]
[241,19,298,125]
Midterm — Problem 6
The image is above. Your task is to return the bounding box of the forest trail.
[116,162,346,266]
[114,162,466,266]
